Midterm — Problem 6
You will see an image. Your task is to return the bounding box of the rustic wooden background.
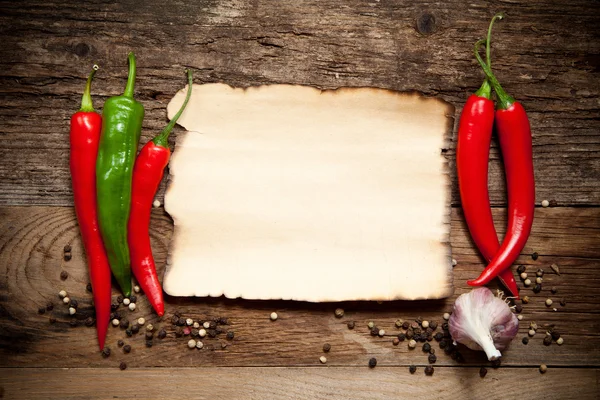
[1,0,599,399]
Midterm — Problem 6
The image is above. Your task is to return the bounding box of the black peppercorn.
[429,321,438,330]
[560,298,566,307]
[116,295,123,304]
[402,321,410,330]
[171,315,179,324]
[444,345,453,355]
[405,329,414,339]
[424,365,434,376]
[517,265,526,274]
[428,354,437,364]
[64,244,72,253]
[123,344,131,354]
[215,327,224,335]
[531,252,539,260]
[209,321,217,329]
[119,319,129,330]
[551,331,561,341]
[38,306,46,314]
[409,365,416,374]
[522,337,529,345]
[60,270,69,280]
[117,339,124,347]
[515,304,523,313]
[191,328,199,337]
[442,322,449,331]
[533,284,542,293]
[450,351,458,360]
[426,334,433,342]
[125,329,133,337]
[323,343,331,352]
[145,340,153,348]
[397,333,406,342]
[422,343,431,353]
[119,362,127,371]
[434,332,443,342]
[86,283,93,292]
[413,328,422,335]
[69,299,78,308]
[439,339,448,349]
[347,321,355,330]
[158,329,167,339]
[368,358,377,368]
[208,329,217,338]
[479,367,488,378]
[455,352,465,363]
[177,318,186,326]
[175,327,183,337]
[370,327,379,336]
[131,324,140,334]
[111,302,119,311]
[551,287,558,294]
[226,331,235,340]
[129,295,137,303]
[64,252,72,261]
[101,347,111,358]
[145,331,154,340]
[491,358,501,368]
[85,317,95,327]
[411,322,419,329]
[46,301,54,311]
[219,317,229,325]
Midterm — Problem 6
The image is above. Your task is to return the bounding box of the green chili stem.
[474,13,503,99]
[474,40,515,110]
[79,64,98,112]
[153,69,193,148]
[123,52,137,99]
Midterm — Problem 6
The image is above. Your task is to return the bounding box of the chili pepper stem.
[123,52,137,99]
[153,69,194,148]
[475,41,515,109]
[474,13,503,99]
[79,65,99,113]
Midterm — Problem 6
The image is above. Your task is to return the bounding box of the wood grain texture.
[0,0,599,206]
[0,367,598,400]
[1,206,598,368]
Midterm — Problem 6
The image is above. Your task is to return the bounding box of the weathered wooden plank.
[0,367,597,400]
[0,0,598,206]
[1,206,598,367]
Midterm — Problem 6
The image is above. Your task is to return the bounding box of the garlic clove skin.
[449,287,518,361]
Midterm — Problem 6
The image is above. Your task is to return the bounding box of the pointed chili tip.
[466,278,485,287]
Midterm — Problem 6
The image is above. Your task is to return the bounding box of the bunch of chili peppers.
[457,14,535,297]
[70,53,192,349]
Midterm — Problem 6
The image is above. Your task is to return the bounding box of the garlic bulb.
[448,287,519,361]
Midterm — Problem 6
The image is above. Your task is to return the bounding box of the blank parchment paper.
[163,84,453,302]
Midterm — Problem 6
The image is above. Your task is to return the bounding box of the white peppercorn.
[452,259,457,266]
[186,318,193,326]
[146,324,154,332]
[367,321,375,329]
[443,313,450,321]
[520,272,528,280]
[539,364,548,373]
[421,321,430,329]
[378,329,385,337]
[536,277,543,284]
[193,322,200,329]
[133,285,141,293]
[541,200,549,208]
[203,321,210,329]
[187,339,196,349]
[395,319,403,328]
[524,278,532,287]
[334,308,344,318]
[196,341,204,349]
[123,298,130,306]
[408,339,417,349]
[199,329,207,338]
[556,337,564,345]
[528,329,536,337]
[112,319,120,326]
[59,290,67,299]
[68,307,76,315]
[153,200,161,208]
[545,299,553,307]
[63,297,71,304]
[137,317,145,325]
[128,303,136,311]
[517,315,523,321]
[270,312,278,321]
[319,356,327,364]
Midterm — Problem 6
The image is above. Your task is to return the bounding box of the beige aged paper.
[163,84,453,301]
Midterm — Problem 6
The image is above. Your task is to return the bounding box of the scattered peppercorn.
[550,263,560,275]
[524,278,532,287]
[522,337,529,345]
[479,367,488,378]
[134,285,141,293]
[557,337,564,345]
[60,270,69,280]
[367,321,374,329]
[38,306,46,314]
[551,287,558,294]
[378,329,385,337]
[63,297,70,305]
[533,284,542,293]
[409,365,417,374]
[85,317,95,327]
[175,327,183,338]
[515,304,523,313]
[208,329,217,338]
[270,312,278,321]
[539,364,547,373]
[157,329,167,339]
[428,354,437,364]
[196,341,204,349]
[429,321,438,330]
[397,333,406,342]
[145,340,153,348]
[517,265,526,274]
[394,319,403,328]
[408,339,417,349]
[422,343,431,353]
[433,332,443,342]
[334,308,344,318]
[405,329,414,339]
[118,361,127,371]
[120,319,129,330]
[517,315,523,321]
[101,347,111,358]
[543,336,552,346]
[531,252,539,260]
[125,329,132,337]
[442,322,449,331]
[443,313,450,321]
[131,324,140,334]
[145,331,154,340]
[86,283,93,292]
[551,330,561,341]
[424,365,434,376]
[491,358,501,369]
[111,302,119,311]
[520,272,528,280]
[347,321,355,330]
[392,338,400,346]
[368,358,377,368]
[545,299,553,307]
[116,295,123,304]
[322,343,331,352]
[536,277,543,284]
[522,296,530,304]
[64,252,72,261]
[560,298,566,307]
[123,344,131,354]
[69,307,77,316]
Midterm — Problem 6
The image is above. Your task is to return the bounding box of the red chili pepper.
[457,15,519,297]
[467,40,535,287]
[70,65,111,350]
[128,69,193,316]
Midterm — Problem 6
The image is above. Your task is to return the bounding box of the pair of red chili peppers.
[69,64,193,349]
[456,14,535,297]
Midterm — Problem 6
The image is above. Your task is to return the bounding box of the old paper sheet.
[163,84,453,301]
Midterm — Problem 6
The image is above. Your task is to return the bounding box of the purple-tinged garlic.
[448,287,519,361]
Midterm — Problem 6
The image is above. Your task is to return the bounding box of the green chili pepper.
[96,52,144,296]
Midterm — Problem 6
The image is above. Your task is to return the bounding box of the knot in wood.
[416,13,436,35]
